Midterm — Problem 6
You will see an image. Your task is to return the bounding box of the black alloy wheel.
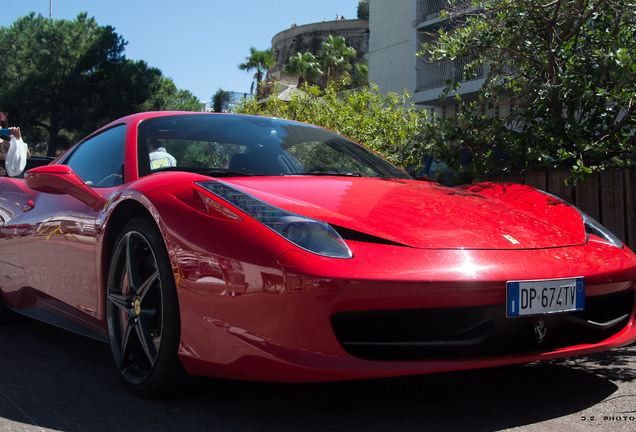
[106,217,184,397]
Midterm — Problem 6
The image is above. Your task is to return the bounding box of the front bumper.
[176,238,636,382]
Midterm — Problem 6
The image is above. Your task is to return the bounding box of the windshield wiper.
[152,167,255,177]
[202,169,255,177]
[286,171,364,177]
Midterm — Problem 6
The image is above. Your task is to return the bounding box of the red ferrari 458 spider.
[0,111,634,396]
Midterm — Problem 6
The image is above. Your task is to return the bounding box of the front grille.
[330,289,634,360]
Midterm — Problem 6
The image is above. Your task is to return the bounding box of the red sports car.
[0,111,634,396]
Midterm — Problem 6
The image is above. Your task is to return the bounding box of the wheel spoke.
[135,313,158,368]
[117,315,136,369]
[125,233,145,296]
[106,291,131,312]
[137,268,160,301]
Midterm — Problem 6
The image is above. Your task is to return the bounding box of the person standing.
[0,112,29,177]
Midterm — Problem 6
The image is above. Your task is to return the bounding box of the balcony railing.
[417,0,476,23]
[417,0,447,22]
[416,56,488,92]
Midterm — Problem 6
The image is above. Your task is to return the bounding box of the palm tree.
[354,60,369,87]
[283,52,323,86]
[238,47,276,97]
[317,35,357,84]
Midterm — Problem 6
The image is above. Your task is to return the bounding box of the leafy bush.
[232,82,428,172]
[418,0,636,184]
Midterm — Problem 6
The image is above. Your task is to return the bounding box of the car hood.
[224,177,586,250]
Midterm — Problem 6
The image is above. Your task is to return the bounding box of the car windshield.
[137,114,411,179]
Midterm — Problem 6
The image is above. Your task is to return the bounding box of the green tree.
[0,13,163,156]
[233,81,426,170]
[212,89,231,113]
[283,52,323,86]
[357,1,369,20]
[145,77,202,112]
[317,35,357,84]
[171,89,202,112]
[353,60,369,88]
[238,47,276,98]
[418,0,636,184]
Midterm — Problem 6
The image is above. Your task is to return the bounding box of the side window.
[65,125,126,187]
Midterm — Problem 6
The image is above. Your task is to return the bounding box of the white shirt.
[149,147,177,169]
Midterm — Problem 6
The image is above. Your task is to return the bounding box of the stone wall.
[269,19,369,86]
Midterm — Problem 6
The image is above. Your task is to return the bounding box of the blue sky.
[5,0,360,103]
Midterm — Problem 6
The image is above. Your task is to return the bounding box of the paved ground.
[1,319,635,432]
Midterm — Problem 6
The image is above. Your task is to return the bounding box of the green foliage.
[283,36,363,90]
[0,13,165,156]
[317,35,357,84]
[212,89,231,113]
[238,47,277,97]
[354,60,369,87]
[357,1,370,20]
[418,0,636,184]
[145,77,202,112]
[232,82,427,171]
[283,52,323,86]
[162,140,243,169]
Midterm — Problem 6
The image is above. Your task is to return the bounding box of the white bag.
[5,135,28,177]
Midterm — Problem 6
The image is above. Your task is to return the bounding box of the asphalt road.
[1,319,635,432]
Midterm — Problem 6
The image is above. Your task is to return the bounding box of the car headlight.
[197,181,353,258]
[580,211,624,249]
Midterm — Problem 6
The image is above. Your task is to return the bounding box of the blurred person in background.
[0,111,29,177]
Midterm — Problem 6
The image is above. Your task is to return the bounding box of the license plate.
[506,277,585,317]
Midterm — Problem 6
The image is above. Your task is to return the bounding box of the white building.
[368,0,491,115]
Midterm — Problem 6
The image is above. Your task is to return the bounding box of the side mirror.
[25,165,107,211]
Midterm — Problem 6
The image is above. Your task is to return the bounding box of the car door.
[17,125,126,326]
[0,180,34,298]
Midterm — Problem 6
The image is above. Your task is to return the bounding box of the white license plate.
[506,277,585,317]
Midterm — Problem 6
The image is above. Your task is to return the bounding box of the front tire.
[0,293,14,324]
[106,217,184,397]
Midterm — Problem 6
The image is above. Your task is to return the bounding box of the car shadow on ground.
[0,319,631,432]
[547,345,636,383]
